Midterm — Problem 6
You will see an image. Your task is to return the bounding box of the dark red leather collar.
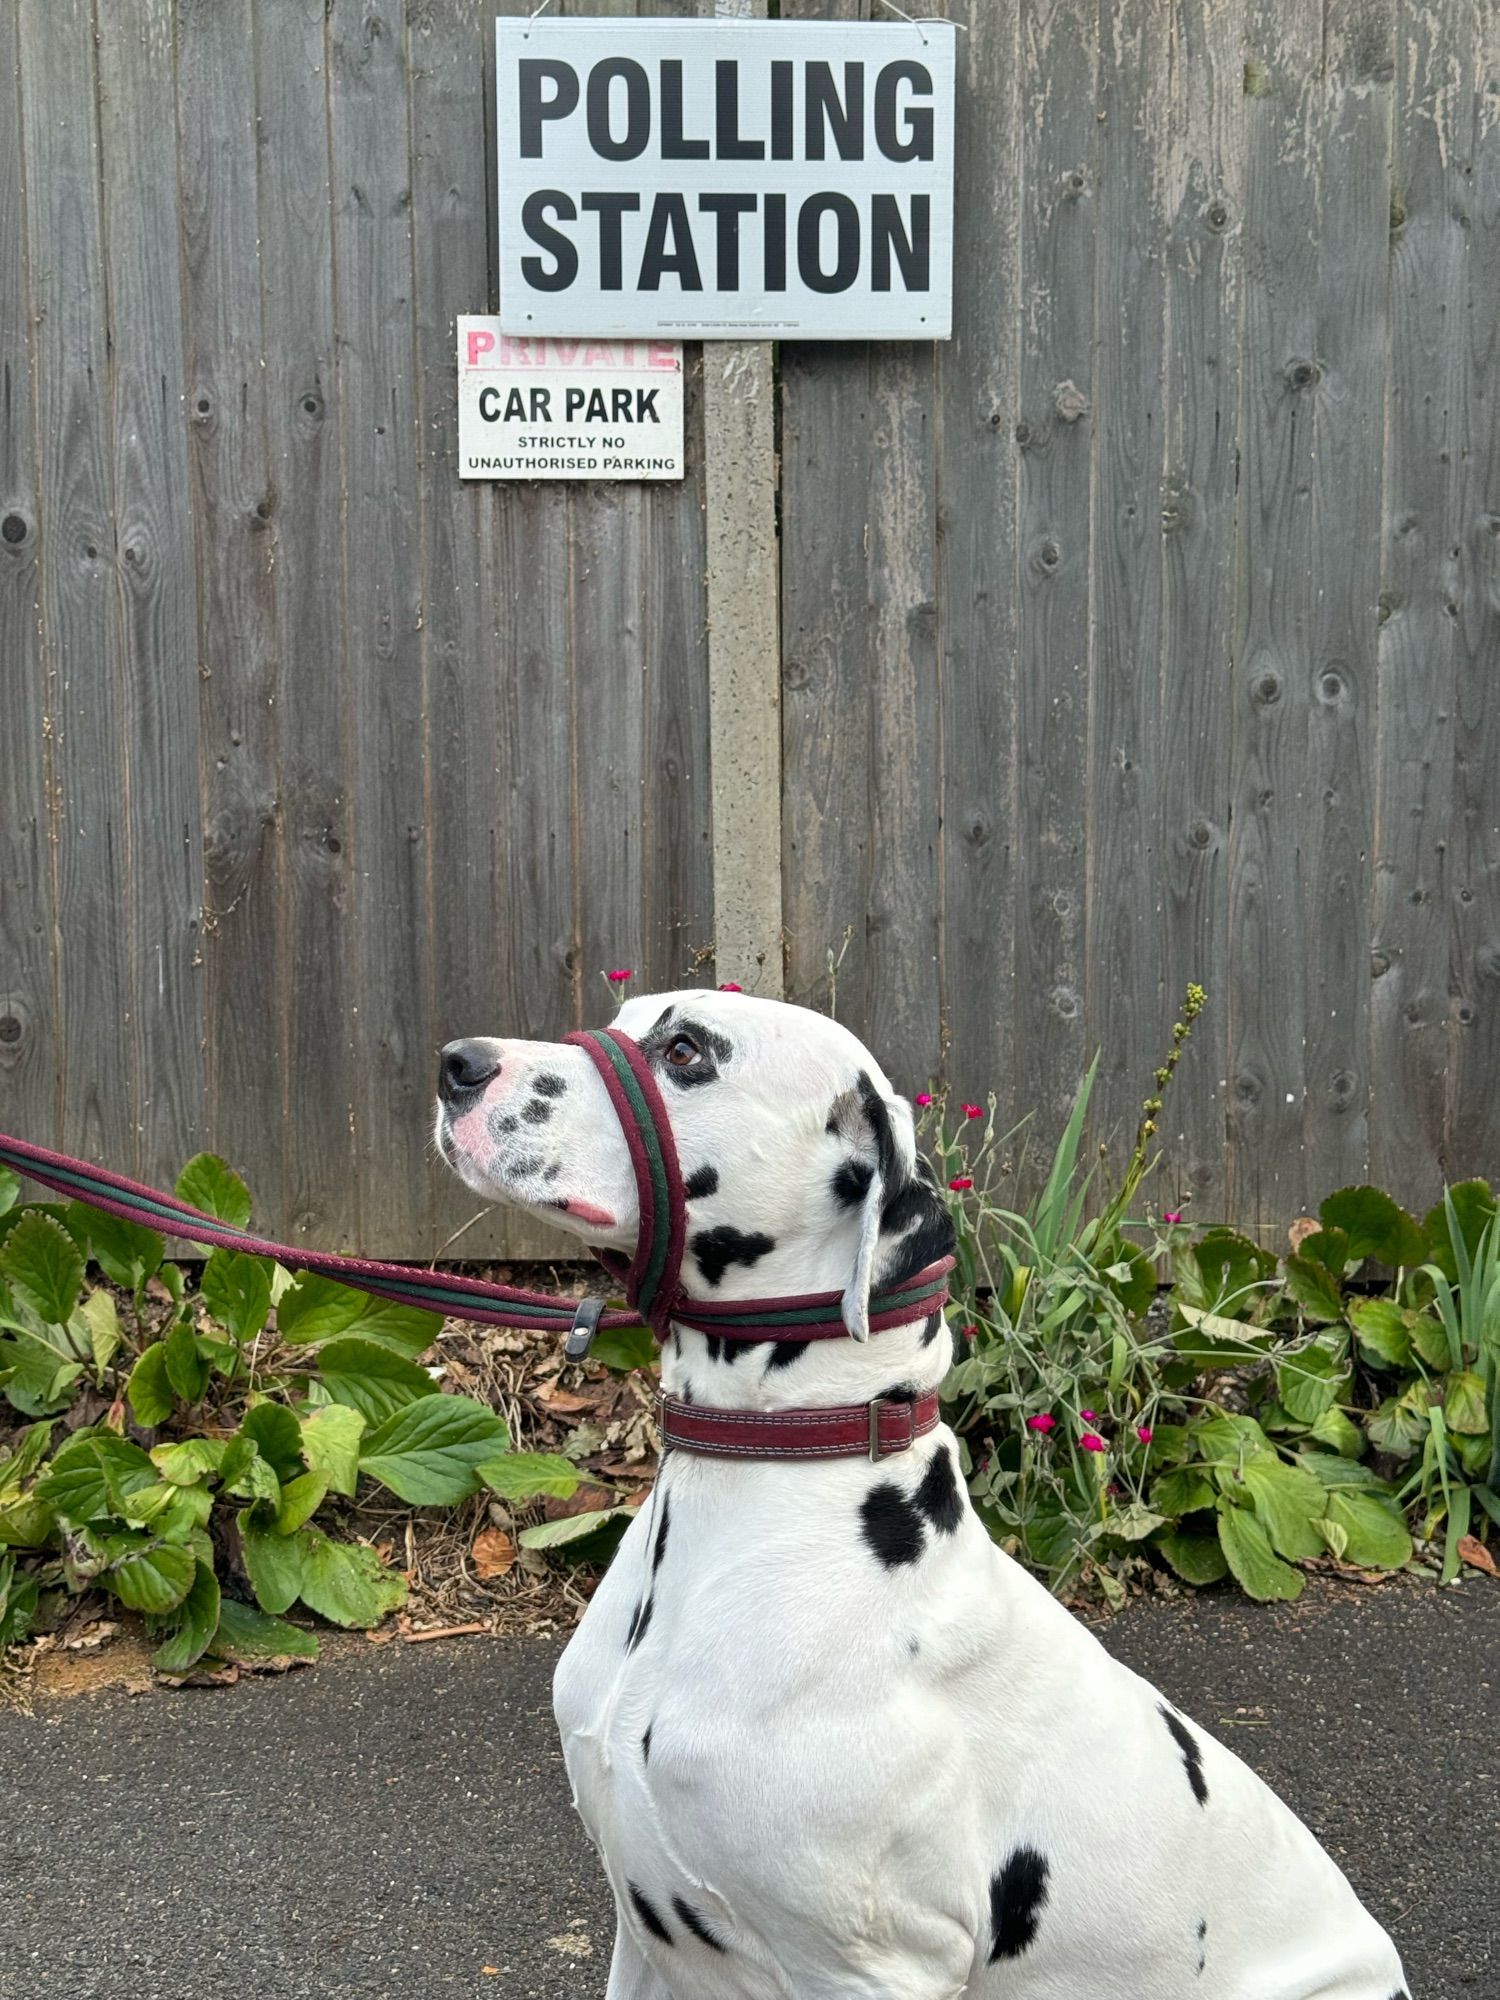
[658,1389,941,1462]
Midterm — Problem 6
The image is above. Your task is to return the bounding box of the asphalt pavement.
[0,1578,1493,1999]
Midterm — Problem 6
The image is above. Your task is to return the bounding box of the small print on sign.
[457,317,685,481]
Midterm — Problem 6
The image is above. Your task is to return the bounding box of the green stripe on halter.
[586,1030,674,1324]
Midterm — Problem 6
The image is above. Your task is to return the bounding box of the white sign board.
[456,318,684,481]
[494,18,955,340]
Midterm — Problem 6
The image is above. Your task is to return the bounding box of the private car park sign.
[494,17,956,340]
[457,319,684,480]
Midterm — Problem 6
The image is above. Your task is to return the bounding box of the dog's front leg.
[604,1913,673,2000]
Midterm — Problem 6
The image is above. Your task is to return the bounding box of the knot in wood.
[1052,379,1089,423]
[0,1015,22,1045]
[1284,357,1321,391]
[1,511,30,547]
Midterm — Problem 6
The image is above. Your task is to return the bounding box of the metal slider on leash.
[565,1296,608,1361]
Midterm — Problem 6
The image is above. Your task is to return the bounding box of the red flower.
[1163,1209,1183,1225]
[963,1102,983,1120]
[1079,1432,1106,1453]
[606,968,633,983]
[961,1323,978,1342]
[1136,1425,1154,1445]
[1026,1413,1056,1434]
[1080,1409,1098,1423]
[949,1176,973,1192]
[914,1092,935,1107]
[718,981,743,991]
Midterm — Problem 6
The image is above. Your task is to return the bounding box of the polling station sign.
[495,18,955,340]
[457,319,684,481]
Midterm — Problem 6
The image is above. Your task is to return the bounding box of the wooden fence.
[2,0,1498,1257]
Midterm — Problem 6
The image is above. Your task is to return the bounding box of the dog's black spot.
[671,1897,727,1953]
[702,1333,744,1366]
[1159,1704,1208,1807]
[510,1153,544,1177]
[920,1310,942,1346]
[1197,1918,1207,1939]
[692,1225,775,1288]
[626,1597,654,1651]
[879,1176,958,1287]
[882,1382,917,1400]
[628,1882,672,1945]
[676,1016,733,1065]
[685,1164,719,1200]
[857,1071,899,1183]
[764,1338,809,1372]
[832,1158,874,1209]
[543,1162,561,1182]
[915,1445,963,1536]
[988,1846,1050,1961]
[671,1330,682,1358]
[907,1635,920,1655]
[522,1097,554,1123]
[652,1494,671,1574]
[641,1723,653,1763]
[860,1484,924,1568]
[533,1072,567,1097]
[1387,1991,1410,2000]
[487,1110,518,1138]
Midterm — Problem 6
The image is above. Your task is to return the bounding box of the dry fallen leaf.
[1287,1216,1320,1253]
[1457,1534,1499,1578]
[534,1385,595,1415]
[542,1485,615,1522]
[472,1527,517,1581]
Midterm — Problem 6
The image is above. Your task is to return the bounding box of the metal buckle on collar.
[565,1296,607,1362]
[869,1397,916,1462]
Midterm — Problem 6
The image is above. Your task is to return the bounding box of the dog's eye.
[664,1035,702,1069]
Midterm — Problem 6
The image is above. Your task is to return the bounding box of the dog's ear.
[828,1072,927,1342]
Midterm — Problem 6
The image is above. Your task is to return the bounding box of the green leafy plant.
[0,1155,581,1672]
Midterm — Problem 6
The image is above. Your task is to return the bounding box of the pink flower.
[1080,1409,1098,1422]
[1079,1432,1106,1453]
[963,1102,983,1120]
[915,1092,935,1107]
[1163,1209,1183,1225]
[961,1323,978,1342]
[718,981,742,991]
[948,1176,973,1192]
[1136,1425,1154,1445]
[1026,1413,1056,1434]
[606,968,633,983]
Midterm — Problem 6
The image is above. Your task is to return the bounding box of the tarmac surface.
[0,1576,1494,2000]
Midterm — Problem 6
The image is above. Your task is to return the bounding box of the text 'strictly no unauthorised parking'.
[456,317,684,481]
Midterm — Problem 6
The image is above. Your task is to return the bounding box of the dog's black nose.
[439,1040,501,1103]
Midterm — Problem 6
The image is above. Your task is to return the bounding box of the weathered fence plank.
[0,4,55,1142]
[177,0,284,1217]
[16,0,133,1167]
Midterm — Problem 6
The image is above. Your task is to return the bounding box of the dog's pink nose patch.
[560,1198,617,1229]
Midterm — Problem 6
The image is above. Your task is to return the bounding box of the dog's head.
[434,989,954,1338]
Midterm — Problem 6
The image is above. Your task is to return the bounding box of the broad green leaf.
[37,1433,155,1526]
[358,1393,509,1506]
[0,1420,54,1493]
[151,1438,229,1486]
[151,1559,221,1675]
[1216,1503,1304,1602]
[1105,1240,1158,1318]
[175,1154,253,1230]
[1241,1457,1327,1561]
[0,1551,39,1647]
[275,1273,440,1360]
[213,1597,318,1663]
[1307,1406,1364,1458]
[116,1479,178,1529]
[222,1444,280,1505]
[1323,1489,1413,1571]
[1409,1312,1454,1372]
[0,1167,19,1217]
[239,1401,306,1482]
[77,1291,122,1377]
[315,1337,435,1424]
[1319,1186,1427,1269]
[1283,1251,1345,1324]
[295,1531,406,1628]
[127,1342,176,1426]
[587,1321,658,1374]
[1157,1531,1230,1587]
[1173,1228,1275,1319]
[72,1204,162,1292]
[1276,1342,1350,1425]
[155,1481,215,1542]
[1441,1370,1489,1436]
[0,1211,84,1327]
[1193,1413,1274,1467]
[102,1536,197,1613]
[0,1331,83,1416]
[1348,1298,1412,1370]
[1170,1302,1272,1368]
[1422,1180,1497,1283]
[1149,1467,1216,1517]
[1366,1381,1432,1457]
[164,1318,211,1405]
[0,1495,56,1547]
[476,1452,582,1503]
[200,1251,273,1345]
[240,1514,310,1615]
[1315,1516,1350,1562]
[1293,1450,1388,1490]
[299,1404,366,1498]
[1104,1501,1167,1542]
[275,1470,328,1536]
[518,1507,634,1551]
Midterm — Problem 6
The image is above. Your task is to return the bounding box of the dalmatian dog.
[436,989,1410,2000]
